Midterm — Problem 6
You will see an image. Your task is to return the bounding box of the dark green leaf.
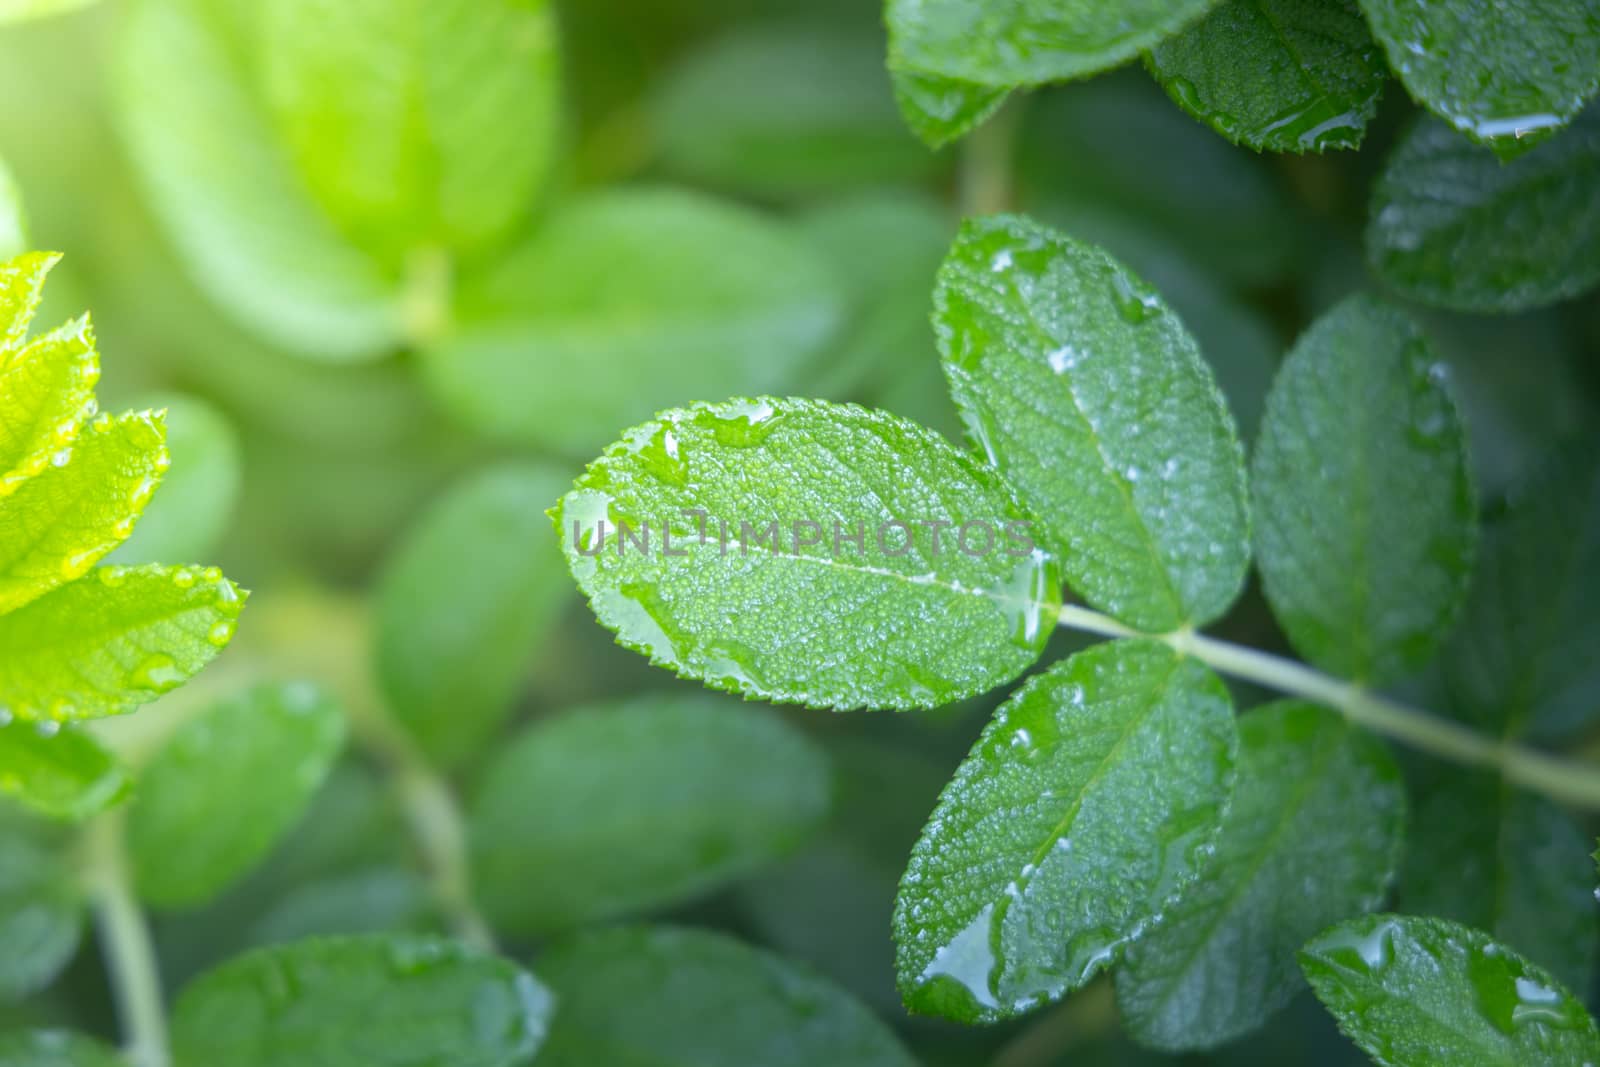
[890,70,1009,149]
[893,639,1237,1023]
[1444,442,1600,740]
[935,214,1250,633]
[375,463,572,769]
[1367,112,1600,312]
[885,0,1218,89]
[1147,0,1386,152]
[1358,0,1600,157]
[470,696,830,935]
[552,396,1060,710]
[1116,701,1405,1050]
[421,188,842,455]
[1403,771,1597,998]
[535,925,917,1067]
[654,20,935,198]
[0,826,80,1001]
[129,682,345,908]
[1252,295,1477,682]
[0,720,128,821]
[170,934,552,1067]
[1300,914,1600,1066]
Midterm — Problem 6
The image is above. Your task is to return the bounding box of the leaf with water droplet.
[0,820,82,1002]
[0,719,128,821]
[0,563,246,722]
[0,1029,124,1067]
[1443,441,1600,741]
[554,396,1060,711]
[1116,701,1405,1050]
[108,392,239,565]
[1252,295,1476,683]
[128,682,344,908]
[1147,0,1386,153]
[935,214,1250,633]
[1301,914,1600,1065]
[470,696,829,936]
[1368,111,1600,312]
[376,463,572,770]
[1403,770,1597,998]
[1358,0,1600,158]
[889,68,1009,148]
[422,188,842,456]
[893,639,1237,1023]
[0,262,97,485]
[170,934,552,1067]
[535,925,917,1067]
[885,0,1217,90]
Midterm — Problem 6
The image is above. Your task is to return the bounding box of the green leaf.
[0,410,169,613]
[422,188,843,455]
[1146,0,1386,152]
[935,214,1250,633]
[256,0,560,264]
[0,157,23,259]
[170,934,552,1067]
[890,69,1009,149]
[375,463,572,769]
[0,564,246,722]
[893,639,1237,1023]
[1252,295,1477,683]
[0,254,68,380]
[128,682,345,908]
[885,0,1218,89]
[0,720,128,821]
[1300,914,1600,1066]
[0,1031,123,1067]
[115,0,404,358]
[1358,0,1600,157]
[1367,112,1600,312]
[0,825,80,1001]
[470,696,830,935]
[0,0,97,24]
[1115,701,1406,1050]
[0,316,97,488]
[108,393,239,565]
[535,925,918,1067]
[653,20,936,198]
[552,396,1060,711]
[1444,442,1600,740]
[1403,771,1597,998]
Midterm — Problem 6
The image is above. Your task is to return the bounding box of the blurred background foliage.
[0,1,1595,1064]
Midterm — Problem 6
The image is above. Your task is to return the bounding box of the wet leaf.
[890,70,1009,148]
[108,393,240,565]
[893,639,1237,1023]
[0,720,128,821]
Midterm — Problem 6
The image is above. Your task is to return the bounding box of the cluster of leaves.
[0,0,1597,1065]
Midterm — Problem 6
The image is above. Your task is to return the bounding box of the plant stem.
[960,101,1019,217]
[1056,603,1600,810]
[84,816,169,1067]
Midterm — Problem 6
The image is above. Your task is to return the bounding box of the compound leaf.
[893,639,1237,1023]
[422,188,842,456]
[1116,701,1405,1050]
[0,720,128,821]
[1367,112,1600,312]
[1301,914,1600,1066]
[376,463,571,769]
[935,214,1249,633]
[1252,295,1477,683]
[128,682,344,908]
[170,934,552,1067]
[470,697,830,936]
[1358,0,1600,157]
[0,564,246,723]
[552,397,1060,711]
[1147,0,1386,152]
[536,926,917,1067]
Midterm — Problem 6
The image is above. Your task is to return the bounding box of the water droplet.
[207,620,236,647]
[35,720,61,738]
[917,903,1000,1012]
[132,653,184,694]
[1108,272,1161,324]
[704,400,783,448]
[997,549,1061,652]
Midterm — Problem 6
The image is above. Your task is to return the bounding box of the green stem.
[1056,604,1600,810]
[84,816,169,1067]
[960,100,1019,217]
